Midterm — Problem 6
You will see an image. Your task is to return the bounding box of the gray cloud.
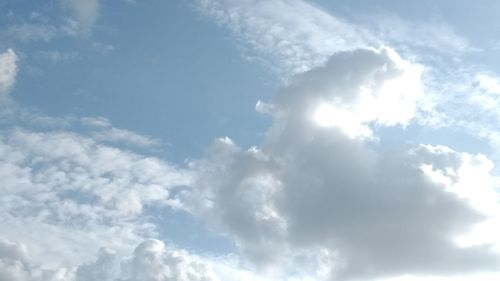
[186,48,500,280]
[0,239,30,281]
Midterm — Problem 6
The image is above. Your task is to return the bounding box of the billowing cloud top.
[186,47,500,280]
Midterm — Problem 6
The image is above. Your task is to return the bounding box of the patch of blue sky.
[8,1,275,163]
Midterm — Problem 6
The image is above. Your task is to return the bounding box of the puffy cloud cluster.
[118,240,219,281]
[185,48,500,280]
[0,126,191,268]
[0,238,221,281]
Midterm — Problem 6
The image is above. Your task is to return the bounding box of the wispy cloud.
[0,49,18,97]
[195,0,473,79]
[361,14,474,55]
[0,24,57,43]
[60,0,100,36]
[195,0,372,77]
[81,117,162,148]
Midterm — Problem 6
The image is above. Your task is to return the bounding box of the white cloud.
[0,237,287,281]
[196,0,372,77]
[471,73,500,113]
[81,117,161,148]
[280,47,423,139]
[60,0,100,35]
[1,24,57,43]
[0,49,18,97]
[195,0,472,80]
[0,238,226,281]
[1,1,499,281]
[363,14,473,55]
[188,132,500,280]
[183,47,500,280]
[0,125,191,268]
[415,69,500,161]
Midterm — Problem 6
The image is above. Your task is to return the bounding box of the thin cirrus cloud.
[194,0,472,78]
[195,0,372,76]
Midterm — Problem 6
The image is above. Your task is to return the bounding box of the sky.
[2,0,500,280]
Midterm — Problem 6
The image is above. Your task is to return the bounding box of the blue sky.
[2,1,500,281]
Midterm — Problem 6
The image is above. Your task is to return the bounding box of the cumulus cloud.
[0,49,18,97]
[0,238,224,281]
[1,1,499,281]
[184,47,500,280]
[118,239,220,281]
[0,239,30,281]
[272,47,423,139]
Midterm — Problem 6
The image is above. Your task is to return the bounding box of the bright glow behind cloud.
[311,48,423,139]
